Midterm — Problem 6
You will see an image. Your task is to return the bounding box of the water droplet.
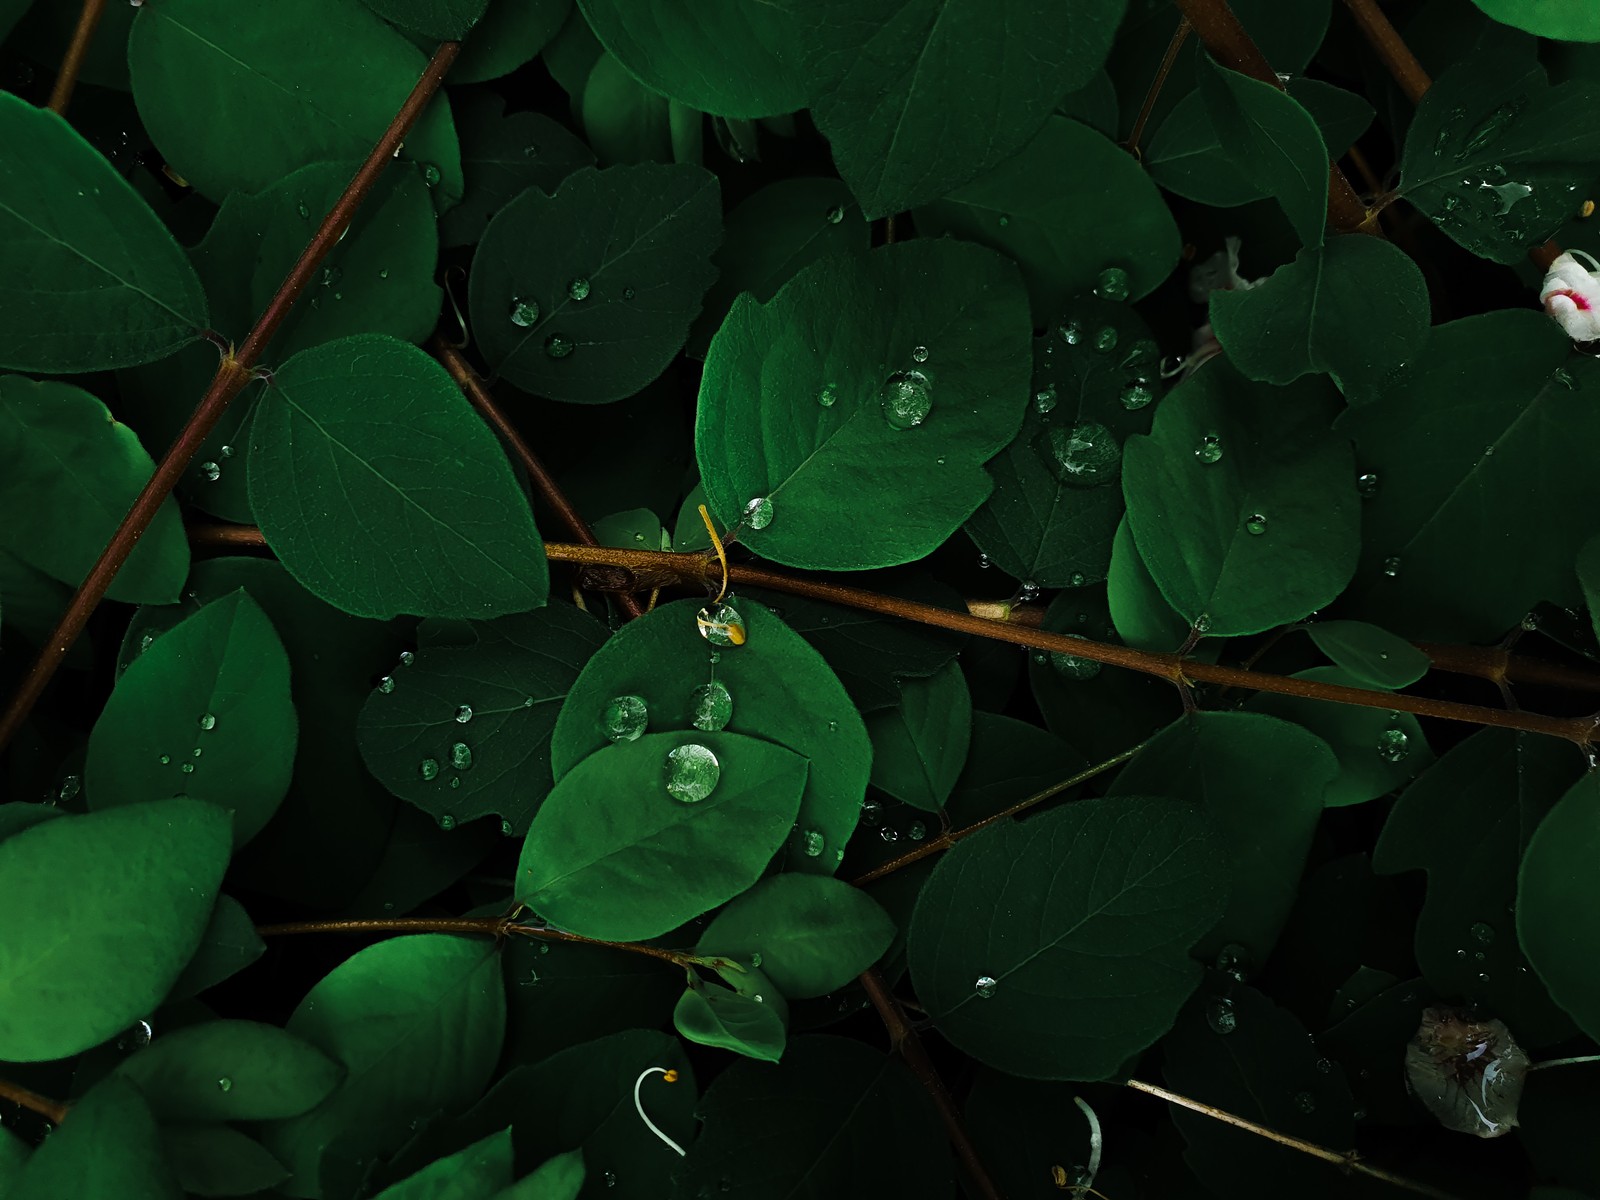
[158,754,171,765]
[1034,384,1058,414]
[1553,367,1577,391]
[1459,102,1523,158]
[881,370,933,429]
[140,632,156,653]
[880,827,900,843]
[117,1019,153,1050]
[1215,943,1250,981]
[802,829,824,857]
[665,743,720,803]
[744,496,773,530]
[974,975,998,999]
[697,602,746,647]
[378,268,389,280]
[509,297,539,327]
[1244,513,1268,536]
[977,553,991,569]
[1043,420,1120,487]
[198,713,216,731]
[817,382,838,407]
[1119,381,1154,410]
[377,676,395,694]
[438,813,456,831]
[1095,266,1131,302]
[604,1171,617,1189]
[1058,319,1083,345]
[825,204,845,224]
[602,694,648,742]
[1195,433,1223,464]
[320,265,342,288]
[1382,555,1402,578]
[399,651,416,667]
[1356,472,1380,497]
[691,680,733,732]
[180,762,196,774]
[860,797,882,825]
[1520,612,1540,632]
[1050,636,1102,681]
[199,461,221,482]
[296,201,310,219]
[1479,179,1533,215]
[1377,725,1411,763]
[1294,1091,1317,1114]
[907,345,931,367]
[1207,997,1237,1034]
[420,758,439,781]
[1194,613,1212,634]
[908,821,926,841]
[1092,326,1119,353]
[217,1077,233,1092]
[544,333,574,359]
[1471,921,1496,945]
[451,742,473,770]
[622,286,635,300]
[422,163,442,187]
[193,748,202,758]
[567,277,591,301]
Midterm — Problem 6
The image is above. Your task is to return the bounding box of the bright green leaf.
[579,51,674,164]
[1106,517,1191,651]
[865,661,972,813]
[1471,0,1600,39]
[1305,620,1431,689]
[673,977,788,1063]
[11,1079,180,1200]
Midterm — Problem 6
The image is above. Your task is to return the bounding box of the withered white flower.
[1540,249,1600,341]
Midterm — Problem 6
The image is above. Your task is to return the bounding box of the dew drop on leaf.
[908,821,926,841]
[217,1077,232,1092]
[199,461,220,482]
[743,496,773,530]
[198,713,216,731]
[158,754,171,765]
[1058,318,1083,345]
[543,333,574,359]
[1376,726,1411,763]
[1294,1091,1317,1114]
[880,369,933,429]
[1043,421,1120,487]
[1050,638,1101,681]
[1206,997,1237,1034]
[817,382,838,407]
[453,704,473,724]
[880,827,900,843]
[1357,472,1380,497]
[1034,384,1058,414]
[421,163,442,187]
[180,763,195,774]
[1471,922,1495,945]
[399,651,415,667]
[665,743,720,803]
[825,204,845,225]
[509,297,538,327]
[802,829,825,857]
[697,602,746,647]
[450,742,472,770]
[977,553,991,569]
[602,694,648,742]
[1194,433,1223,464]
[974,975,998,999]
[910,344,929,363]
[419,758,439,781]
[1383,556,1402,578]
[438,813,456,831]
[1245,513,1268,536]
[1119,381,1153,410]
[1215,942,1250,981]
[1094,265,1130,301]
[377,676,395,694]
[500,819,514,837]
[1092,326,1118,353]
[567,277,591,301]
[690,680,734,732]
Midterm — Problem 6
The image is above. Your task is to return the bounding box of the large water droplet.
[802,829,824,857]
[910,345,929,363]
[1480,179,1533,215]
[1044,421,1120,487]
[825,204,845,225]
[454,704,473,724]
[1244,513,1268,536]
[509,297,539,327]
[567,277,591,301]
[1058,319,1083,346]
[1357,472,1380,497]
[691,680,733,732]
[1216,943,1250,981]
[974,975,998,999]
[697,602,747,647]
[602,694,648,742]
[544,333,574,359]
[881,370,933,430]
[1377,725,1411,763]
[1195,433,1223,464]
[817,382,838,407]
[198,713,216,731]
[1092,326,1118,353]
[377,676,395,694]
[451,742,473,770]
[399,650,416,667]
[420,758,439,781]
[1207,997,1238,1035]
[1119,381,1153,411]
[1095,265,1130,302]
[908,820,926,841]
[1034,384,1058,414]
[665,743,720,803]
[199,461,221,482]
[744,496,773,530]
[216,1077,232,1092]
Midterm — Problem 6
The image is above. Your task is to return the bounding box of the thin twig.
[858,968,1003,1200]
[1126,17,1191,158]
[1125,1079,1461,1200]
[0,1077,69,1126]
[48,0,107,114]
[433,339,645,620]
[1528,1054,1600,1072]
[255,915,695,967]
[0,41,462,755]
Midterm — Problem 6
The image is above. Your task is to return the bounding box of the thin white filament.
[1569,247,1600,275]
[633,1067,687,1157]
[1074,1094,1103,1192]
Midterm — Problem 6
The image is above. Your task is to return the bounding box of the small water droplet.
[665,743,720,803]
[1034,384,1058,414]
[198,713,216,731]
[802,829,824,857]
[56,775,80,802]
[881,370,933,429]
[1058,318,1083,345]
[1195,433,1223,464]
[544,333,574,359]
[697,602,746,647]
[377,676,395,694]
[378,268,389,280]
[1376,725,1411,763]
[691,680,734,732]
[140,632,156,653]
[817,382,839,407]
[604,1171,617,1189]
[199,461,221,482]
[1553,367,1577,391]
[1194,613,1212,634]
[320,265,342,288]
[1357,472,1380,497]
[1092,326,1118,353]
[1095,266,1130,302]
[602,694,648,742]
[420,758,439,781]
[1244,513,1268,536]
[1043,420,1120,487]
[217,1077,232,1092]
[1119,381,1153,410]
[422,163,442,187]
[622,286,635,300]
[974,975,998,999]
[509,297,539,327]
[296,201,310,219]
[1207,997,1237,1034]
[399,651,416,667]
[744,496,773,530]
[1050,635,1101,681]
[977,553,991,569]
[910,345,929,364]
[908,821,926,841]
[825,204,845,224]
[1382,556,1402,578]
[438,813,456,831]
[1294,1091,1316,1114]
[1479,179,1533,215]
[158,754,171,765]
[451,742,472,770]
[1520,612,1540,632]
[180,762,195,774]
[567,277,591,301]
[880,827,900,843]
[1216,943,1250,981]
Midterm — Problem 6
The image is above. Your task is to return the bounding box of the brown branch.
[255,916,694,967]
[48,0,107,114]
[1417,642,1600,694]
[0,1077,70,1126]
[1125,1079,1461,1200]
[1172,0,1373,235]
[433,338,644,620]
[1127,17,1192,158]
[1339,0,1430,105]
[859,968,1002,1200]
[0,41,462,755]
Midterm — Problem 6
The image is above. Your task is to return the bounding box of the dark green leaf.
[1197,55,1328,247]
[500,1150,583,1200]
[678,1035,954,1198]
[454,0,571,83]
[1518,773,1600,1042]
[168,894,265,1002]
[578,51,676,164]
[1337,311,1600,641]
[470,163,720,402]
[795,0,1127,217]
[1209,235,1430,388]
[1471,0,1600,39]
[0,799,230,1062]
[916,116,1180,317]
[697,240,1032,570]
[249,335,549,619]
[0,93,207,371]
[1377,729,1582,1045]
[362,0,487,39]
[1305,620,1431,689]
[370,1128,513,1199]
[501,936,679,1068]
[1106,517,1191,651]
[12,1079,180,1200]
[908,795,1227,1079]
[551,597,870,873]
[358,603,607,835]
[697,875,896,998]
[865,661,972,813]
[519,731,808,940]
[673,975,788,1063]
[160,1125,289,1198]
[260,934,505,1196]
[577,0,805,117]
[129,0,462,205]
[87,591,296,846]
[1122,362,1359,635]
[0,376,189,604]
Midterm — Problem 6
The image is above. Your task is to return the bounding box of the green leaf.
[965,298,1161,588]
[129,0,462,206]
[865,661,972,813]
[361,0,487,39]
[794,0,1127,217]
[440,92,595,248]
[113,1019,343,1122]
[673,975,788,1063]
[688,177,868,359]
[1517,773,1600,1042]
[696,875,896,998]
[1377,730,1582,1046]
[359,604,607,835]
[0,376,190,604]
[908,795,1227,1079]
[248,335,549,619]
[1122,362,1359,636]
[697,239,1032,570]
[0,799,230,1062]
[1305,620,1430,689]
[578,51,675,164]
[499,1150,583,1200]
[1471,0,1600,39]
[370,1129,513,1200]
[518,731,808,940]
[1106,517,1191,651]
[1197,55,1328,247]
[260,934,505,1199]
[0,93,207,372]
[1209,235,1429,388]
[577,0,805,117]
[550,597,870,873]
[1337,311,1600,641]
[87,591,297,846]
[470,163,720,402]
[168,894,265,1002]
[454,0,571,83]
[12,1079,180,1200]
[679,1035,953,1196]
[160,1126,290,1198]
[916,116,1180,318]
[1110,713,1336,965]
[1400,52,1600,263]
[0,1127,25,1183]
